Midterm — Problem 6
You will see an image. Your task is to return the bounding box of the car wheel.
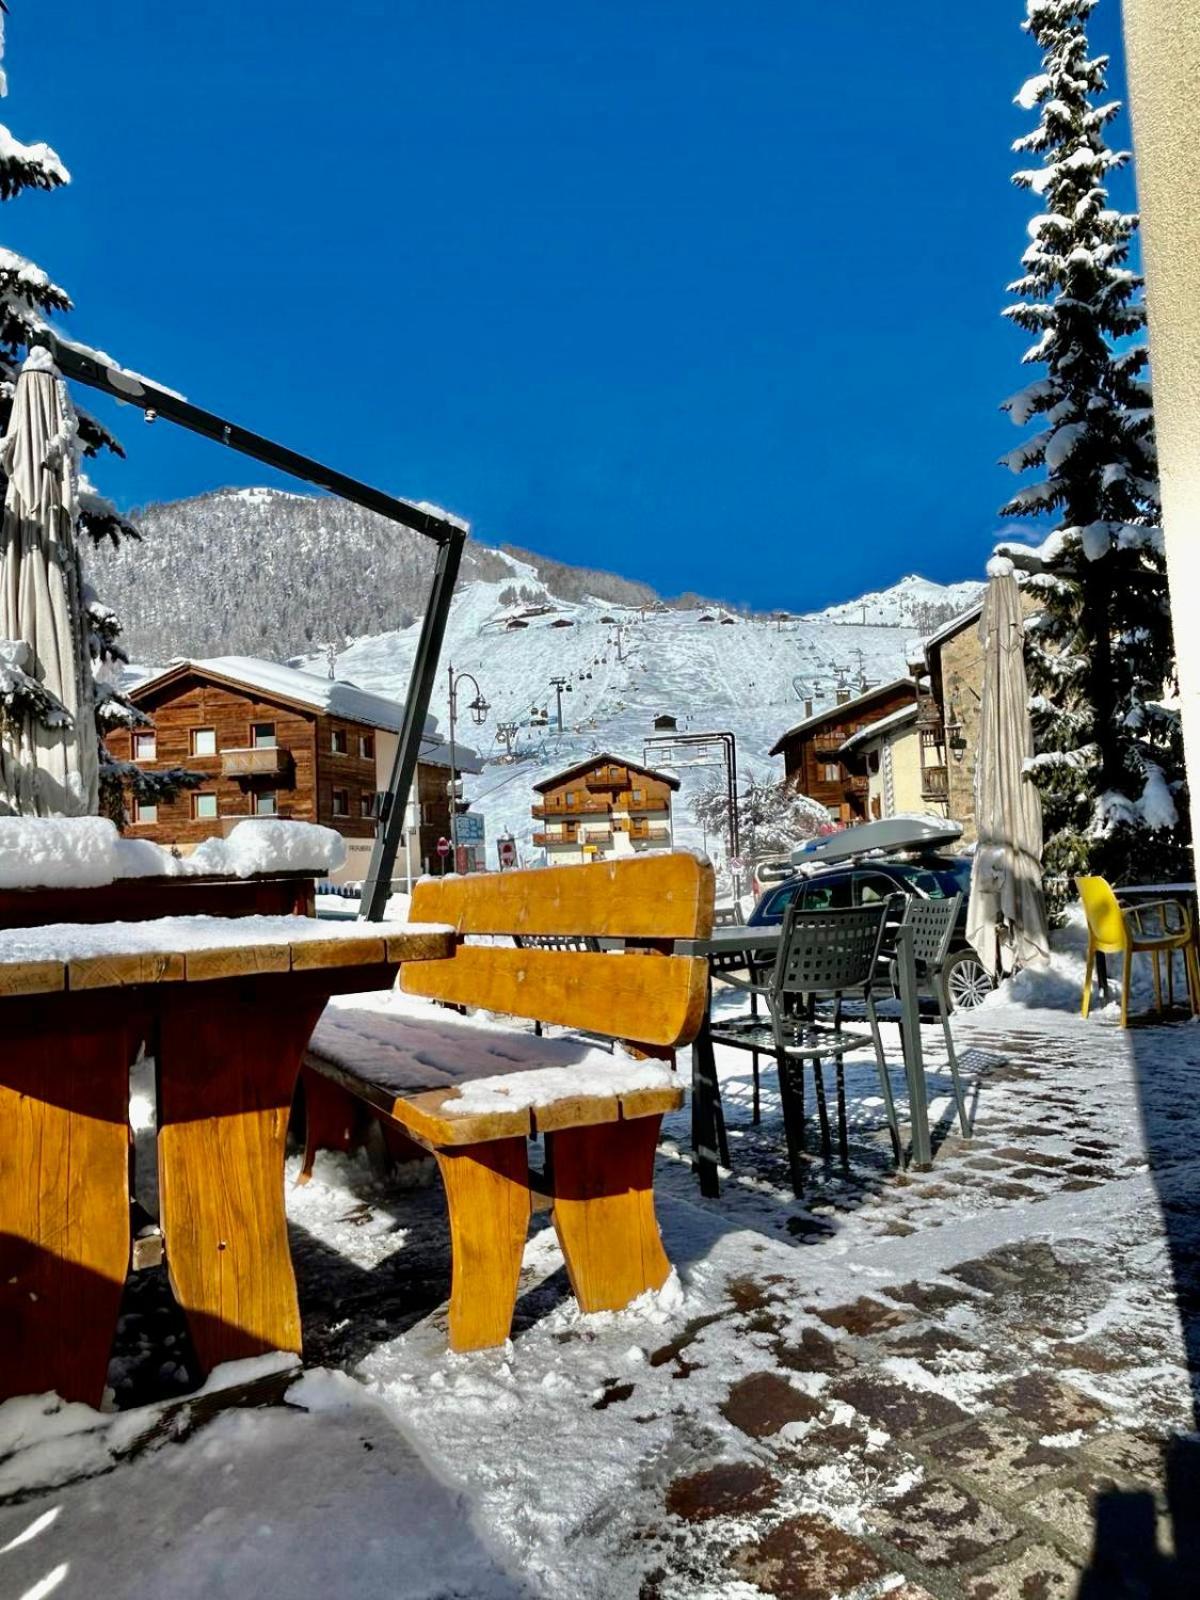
[944,950,993,1011]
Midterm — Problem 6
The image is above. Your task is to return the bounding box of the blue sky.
[4,1,1134,610]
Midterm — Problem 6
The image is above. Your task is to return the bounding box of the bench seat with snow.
[301,853,715,1352]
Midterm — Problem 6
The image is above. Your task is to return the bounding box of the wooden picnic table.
[0,914,454,1406]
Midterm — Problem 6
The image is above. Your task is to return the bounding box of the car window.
[761,881,802,919]
[854,872,900,906]
[800,874,852,911]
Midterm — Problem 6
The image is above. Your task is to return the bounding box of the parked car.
[750,857,798,898]
[746,854,994,1010]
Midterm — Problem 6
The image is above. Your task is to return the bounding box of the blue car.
[747,855,993,1010]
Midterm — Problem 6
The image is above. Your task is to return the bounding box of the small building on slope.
[531,753,678,864]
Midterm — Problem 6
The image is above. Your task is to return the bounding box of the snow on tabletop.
[0,816,344,890]
[312,990,679,1105]
[0,914,450,967]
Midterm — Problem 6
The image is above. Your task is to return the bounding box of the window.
[821,762,840,783]
[631,788,643,803]
[133,732,156,761]
[192,728,216,757]
[801,875,853,911]
[134,799,157,824]
[360,793,376,819]
[251,722,276,748]
[331,729,348,755]
[193,792,218,820]
[332,787,350,817]
[359,733,374,760]
[254,791,278,817]
[855,872,901,906]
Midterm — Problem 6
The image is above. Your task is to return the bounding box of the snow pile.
[450,1057,677,1116]
[189,819,347,876]
[0,913,437,966]
[0,816,345,890]
[0,816,119,889]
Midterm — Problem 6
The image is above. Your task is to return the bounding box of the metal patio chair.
[709,902,902,1193]
[887,892,971,1137]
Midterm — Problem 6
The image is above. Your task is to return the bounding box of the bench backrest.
[402,853,715,1050]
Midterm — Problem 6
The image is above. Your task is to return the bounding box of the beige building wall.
[938,624,985,843]
[860,724,925,820]
[1123,0,1200,863]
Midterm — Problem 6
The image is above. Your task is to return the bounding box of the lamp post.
[446,663,489,853]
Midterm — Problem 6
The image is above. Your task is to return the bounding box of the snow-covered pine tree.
[997,0,1187,897]
[0,11,196,821]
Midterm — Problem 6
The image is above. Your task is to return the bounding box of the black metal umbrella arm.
[43,332,466,918]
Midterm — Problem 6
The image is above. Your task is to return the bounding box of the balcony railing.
[531,798,610,819]
[921,765,949,799]
[842,774,869,797]
[617,793,669,812]
[221,745,290,779]
[626,821,671,842]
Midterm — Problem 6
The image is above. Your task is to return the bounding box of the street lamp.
[446,663,489,855]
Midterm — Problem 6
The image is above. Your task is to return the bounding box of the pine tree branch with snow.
[996,0,1187,900]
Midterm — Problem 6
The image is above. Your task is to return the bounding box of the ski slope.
[306,552,959,873]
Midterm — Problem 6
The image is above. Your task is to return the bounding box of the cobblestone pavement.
[23,996,1200,1600]
[631,1006,1200,1598]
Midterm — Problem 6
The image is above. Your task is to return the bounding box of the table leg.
[156,991,325,1375]
[0,1016,132,1406]
[690,980,723,1198]
[895,927,932,1169]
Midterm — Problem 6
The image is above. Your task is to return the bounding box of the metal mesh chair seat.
[710,1014,874,1060]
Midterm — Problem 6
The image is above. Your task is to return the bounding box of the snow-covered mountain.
[97,487,982,873]
[292,557,966,874]
[801,573,984,631]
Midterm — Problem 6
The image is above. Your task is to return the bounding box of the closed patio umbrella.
[966,555,1050,977]
[0,346,98,815]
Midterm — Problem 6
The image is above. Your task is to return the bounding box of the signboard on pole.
[453,812,485,845]
[436,836,451,858]
[497,835,517,870]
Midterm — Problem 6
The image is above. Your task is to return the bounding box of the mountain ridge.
[89,486,980,663]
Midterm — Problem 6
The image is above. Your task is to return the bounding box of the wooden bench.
[300,852,714,1352]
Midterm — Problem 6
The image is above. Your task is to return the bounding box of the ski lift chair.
[709,903,901,1193]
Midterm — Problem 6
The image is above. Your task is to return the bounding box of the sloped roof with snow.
[134,656,431,733]
[533,753,680,793]
[768,678,917,755]
[838,703,918,755]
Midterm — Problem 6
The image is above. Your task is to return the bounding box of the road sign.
[729,856,745,871]
[453,812,485,844]
[436,836,451,857]
[497,835,517,869]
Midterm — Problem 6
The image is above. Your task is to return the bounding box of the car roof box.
[791,814,963,868]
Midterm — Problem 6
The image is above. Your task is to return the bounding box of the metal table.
[677,923,934,1197]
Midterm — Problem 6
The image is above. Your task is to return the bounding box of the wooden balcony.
[221,745,290,779]
[617,793,668,812]
[580,827,613,844]
[531,798,610,819]
[842,774,869,798]
[533,830,579,848]
[921,765,949,800]
[586,767,628,789]
[626,821,671,842]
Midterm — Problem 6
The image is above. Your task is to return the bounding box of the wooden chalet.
[769,677,919,823]
[105,656,481,881]
[531,753,678,864]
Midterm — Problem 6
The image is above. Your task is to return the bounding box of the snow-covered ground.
[3,938,1197,1599]
[300,558,949,872]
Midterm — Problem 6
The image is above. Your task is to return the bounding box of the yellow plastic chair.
[1076,876,1200,1027]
